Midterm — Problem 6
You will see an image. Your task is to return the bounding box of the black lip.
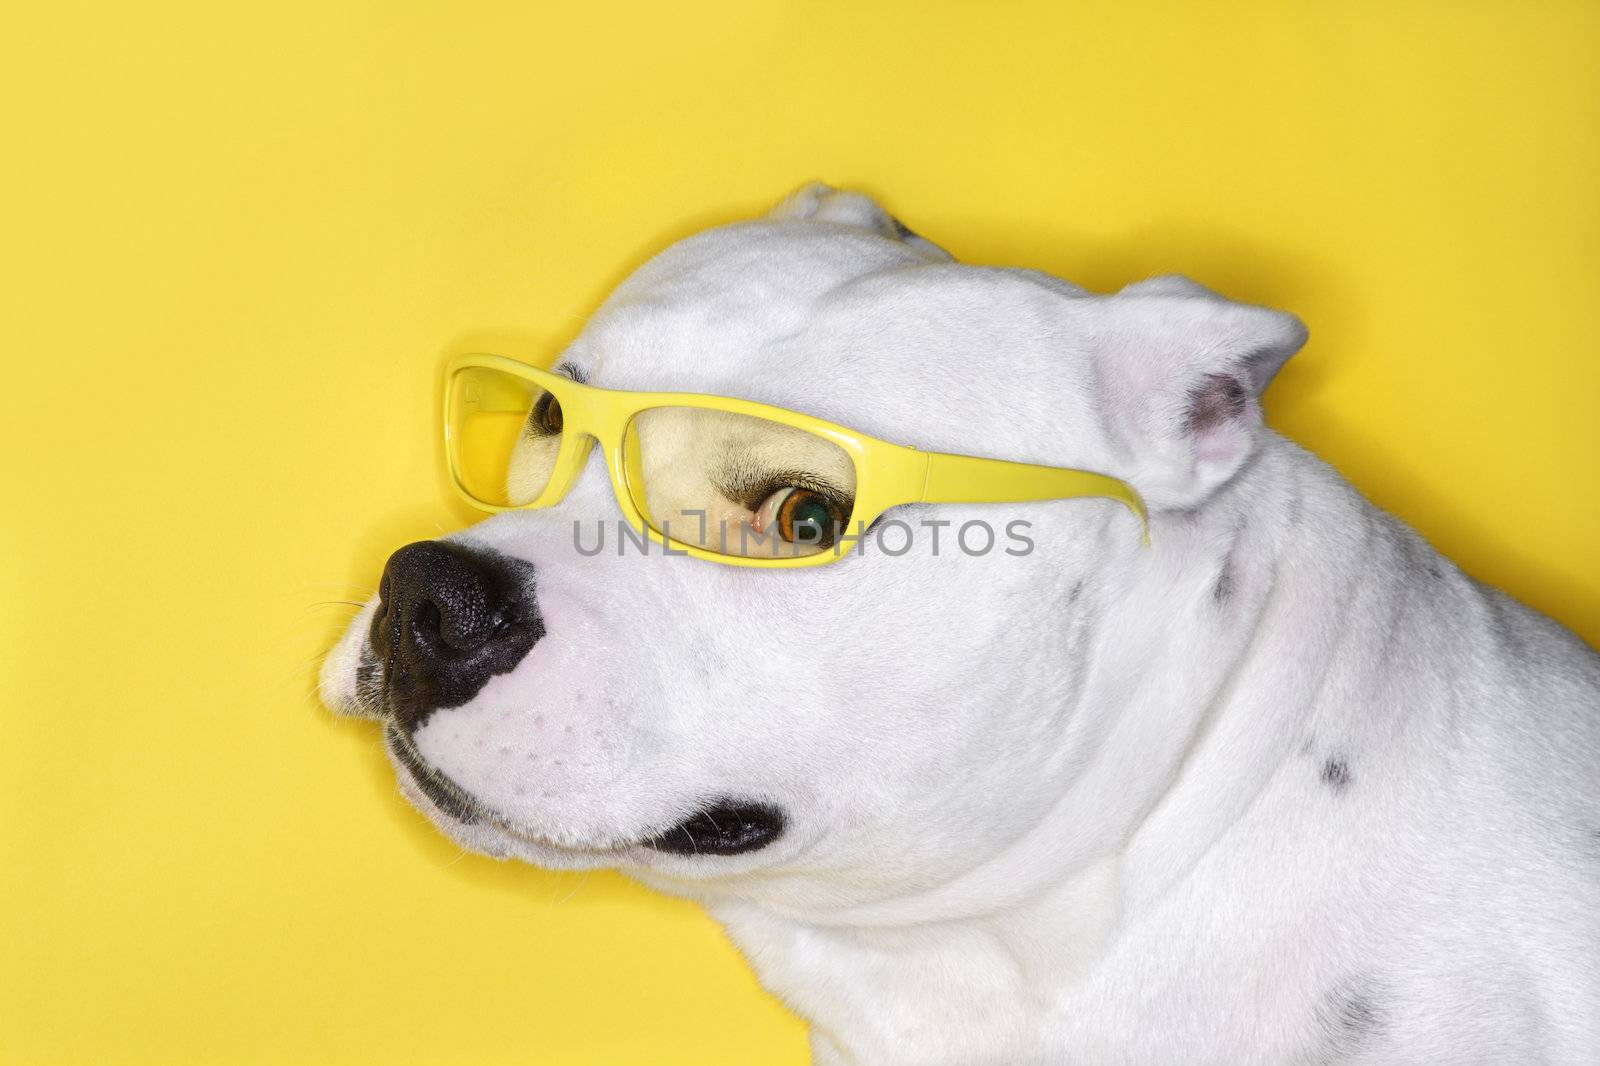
[645,801,786,857]
[385,726,785,859]
[385,724,482,825]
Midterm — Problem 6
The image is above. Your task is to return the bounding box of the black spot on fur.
[1321,757,1352,792]
[1187,373,1249,433]
[1286,487,1305,528]
[1314,980,1385,1061]
[1427,564,1443,580]
[1213,561,1235,605]
[1336,990,1379,1037]
[887,215,918,241]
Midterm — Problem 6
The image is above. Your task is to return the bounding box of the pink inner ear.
[1188,373,1258,463]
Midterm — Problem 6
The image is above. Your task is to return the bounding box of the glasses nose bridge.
[546,385,646,517]
[575,387,633,439]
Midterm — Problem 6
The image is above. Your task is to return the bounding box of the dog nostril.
[408,598,448,654]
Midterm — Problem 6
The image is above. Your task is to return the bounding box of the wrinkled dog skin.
[322,184,1600,1065]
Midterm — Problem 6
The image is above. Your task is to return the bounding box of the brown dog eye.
[530,392,563,436]
[770,487,843,547]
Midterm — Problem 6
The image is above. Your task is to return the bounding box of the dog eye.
[528,392,563,437]
[753,486,844,548]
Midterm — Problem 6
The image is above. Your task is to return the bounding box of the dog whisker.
[551,869,592,908]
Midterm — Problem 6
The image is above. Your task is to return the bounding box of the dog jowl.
[322,183,1600,1066]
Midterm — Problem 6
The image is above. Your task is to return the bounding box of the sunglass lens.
[623,406,856,558]
[447,366,561,507]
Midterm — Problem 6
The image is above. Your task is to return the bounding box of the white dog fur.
[322,183,1600,1064]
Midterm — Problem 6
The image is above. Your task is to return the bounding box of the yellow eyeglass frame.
[443,353,1148,568]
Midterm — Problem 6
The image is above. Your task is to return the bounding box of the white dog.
[322,184,1600,1064]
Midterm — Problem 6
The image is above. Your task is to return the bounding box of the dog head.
[321,183,1305,917]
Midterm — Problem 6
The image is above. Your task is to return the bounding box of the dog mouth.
[640,802,786,857]
[383,725,785,858]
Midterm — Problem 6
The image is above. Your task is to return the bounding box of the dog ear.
[768,181,952,261]
[1095,275,1307,511]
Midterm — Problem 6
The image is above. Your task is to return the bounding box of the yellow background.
[3,2,1597,1063]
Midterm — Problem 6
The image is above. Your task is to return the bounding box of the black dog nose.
[371,540,542,730]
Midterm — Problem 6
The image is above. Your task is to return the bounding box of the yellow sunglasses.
[444,353,1147,568]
